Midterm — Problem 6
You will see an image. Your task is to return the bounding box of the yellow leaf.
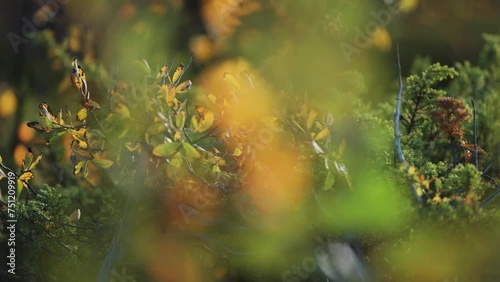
[18,171,33,182]
[314,127,329,141]
[26,151,42,171]
[176,80,192,94]
[171,63,185,84]
[77,108,88,122]
[193,106,214,132]
[233,146,243,157]
[73,161,87,175]
[307,110,318,130]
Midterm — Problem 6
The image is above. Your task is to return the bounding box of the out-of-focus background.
[0,1,499,281]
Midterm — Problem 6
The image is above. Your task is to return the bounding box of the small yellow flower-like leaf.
[192,106,215,132]
[314,127,329,141]
[233,146,243,157]
[171,63,185,84]
[156,64,168,80]
[176,80,192,94]
[91,159,114,169]
[18,171,34,182]
[212,164,221,176]
[183,142,201,159]
[73,160,87,176]
[153,142,180,157]
[22,148,42,171]
[77,108,88,122]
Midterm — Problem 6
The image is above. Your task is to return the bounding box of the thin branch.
[394,44,422,203]
[480,175,500,207]
[471,99,479,169]
[395,44,405,164]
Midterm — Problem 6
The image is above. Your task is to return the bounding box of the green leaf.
[211,164,221,177]
[167,151,183,178]
[183,142,201,159]
[324,171,335,191]
[175,111,186,129]
[91,159,114,168]
[153,142,180,157]
[48,131,67,144]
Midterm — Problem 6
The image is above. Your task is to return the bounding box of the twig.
[394,44,422,203]
[471,99,479,169]
[480,175,500,207]
[395,45,405,164]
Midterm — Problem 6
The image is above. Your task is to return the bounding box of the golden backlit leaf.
[314,127,330,141]
[307,110,318,130]
[171,63,185,84]
[19,171,34,182]
[233,146,243,157]
[176,80,192,94]
[26,151,42,171]
[73,160,87,176]
[192,107,214,133]
[77,108,88,121]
